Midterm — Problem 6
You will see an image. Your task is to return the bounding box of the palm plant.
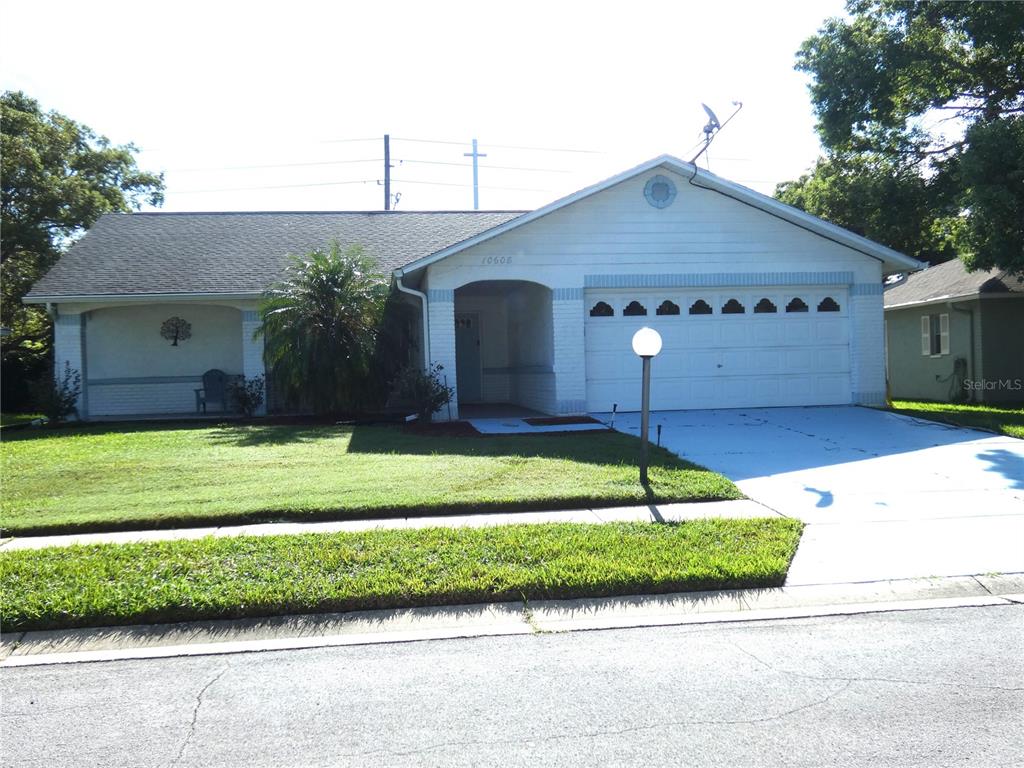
[258,242,388,415]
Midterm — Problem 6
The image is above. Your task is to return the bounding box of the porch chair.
[195,369,236,414]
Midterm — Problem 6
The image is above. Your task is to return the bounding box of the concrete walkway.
[3,572,1020,667]
[0,499,768,551]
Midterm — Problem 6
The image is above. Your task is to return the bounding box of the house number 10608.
[480,256,512,265]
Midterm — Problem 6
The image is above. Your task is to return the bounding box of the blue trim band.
[584,272,855,289]
[553,288,584,301]
[850,283,884,296]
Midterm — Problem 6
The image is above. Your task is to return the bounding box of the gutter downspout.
[950,300,976,402]
[394,270,430,370]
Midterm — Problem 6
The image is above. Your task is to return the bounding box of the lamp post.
[631,327,663,485]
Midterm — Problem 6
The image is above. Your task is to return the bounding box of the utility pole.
[463,138,486,210]
[383,134,392,211]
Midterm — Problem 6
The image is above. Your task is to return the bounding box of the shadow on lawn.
[206,424,351,447]
[344,424,692,470]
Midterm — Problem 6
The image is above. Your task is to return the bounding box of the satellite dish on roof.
[701,103,721,137]
[691,101,744,164]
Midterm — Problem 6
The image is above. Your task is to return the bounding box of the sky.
[1,0,848,213]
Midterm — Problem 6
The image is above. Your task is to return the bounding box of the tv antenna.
[690,101,743,164]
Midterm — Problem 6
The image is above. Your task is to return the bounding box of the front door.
[455,313,482,403]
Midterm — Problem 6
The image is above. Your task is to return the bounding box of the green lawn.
[890,400,1024,439]
[0,519,803,631]
[1,423,741,536]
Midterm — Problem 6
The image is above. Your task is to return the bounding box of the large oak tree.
[1,91,164,407]
[776,1,1024,275]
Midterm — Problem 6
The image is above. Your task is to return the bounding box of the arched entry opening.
[453,280,554,416]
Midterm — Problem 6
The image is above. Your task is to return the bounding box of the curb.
[2,573,1021,668]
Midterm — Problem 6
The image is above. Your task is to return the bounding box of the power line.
[397,158,571,173]
[170,158,382,172]
[391,136,602,154]
[391,178,553,193]
[175,179,378,194]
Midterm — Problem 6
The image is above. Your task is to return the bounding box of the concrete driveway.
[600,406,1024,585]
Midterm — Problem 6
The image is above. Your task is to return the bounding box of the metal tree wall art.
[160,316,192,346]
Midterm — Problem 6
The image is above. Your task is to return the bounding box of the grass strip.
[1,424,742,536]
[890,400,1024,439]
[0,519,802,632]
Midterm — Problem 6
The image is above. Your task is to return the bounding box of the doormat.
[524,416,602,427]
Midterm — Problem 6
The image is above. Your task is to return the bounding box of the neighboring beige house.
[884,259,1024,404]
[27,154,925,420]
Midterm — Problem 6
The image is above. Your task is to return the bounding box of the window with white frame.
[920,313,949,356]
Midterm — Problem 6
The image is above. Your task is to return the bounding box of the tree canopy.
[1,90,164,406]
[776,1,1024,275]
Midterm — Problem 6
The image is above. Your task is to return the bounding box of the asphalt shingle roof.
[26,210,526,299]
[884,258,1024,308]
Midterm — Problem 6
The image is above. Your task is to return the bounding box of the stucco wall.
[885,302,975,402]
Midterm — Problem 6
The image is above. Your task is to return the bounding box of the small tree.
[392,363,454,423]
[258,242,388,415]
[33,361,81,424]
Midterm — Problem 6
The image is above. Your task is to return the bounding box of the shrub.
[33,361,81,424]
[392,362,454,422]
[229,375,265,418]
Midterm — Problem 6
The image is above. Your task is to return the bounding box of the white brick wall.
[511,370,556,412]
[53,313,86,418]
[850,291,886,404]
[241,310,267,415]
[89,380,202,416]
[427,294,458,419]
[552,296,586,413]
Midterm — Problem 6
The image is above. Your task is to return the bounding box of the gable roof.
[395,154,927,277]
[884,258,1024,309]
[25,210,525,301]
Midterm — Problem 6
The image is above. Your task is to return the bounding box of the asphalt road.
[4,605,1022,767]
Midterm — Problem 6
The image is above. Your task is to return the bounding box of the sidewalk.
[0,499,771,551]
[3,573,1020,667]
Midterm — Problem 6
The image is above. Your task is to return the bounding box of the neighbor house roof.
[884,258,1024,309]
[24,210,525,302]
[395,154,927,277]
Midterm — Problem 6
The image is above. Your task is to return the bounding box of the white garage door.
[585,288,852,411]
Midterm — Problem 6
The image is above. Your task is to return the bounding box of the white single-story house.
[884,258,1024,403]
[26,154,925,421]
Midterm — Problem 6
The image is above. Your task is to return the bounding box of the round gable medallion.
[643,175,677,209]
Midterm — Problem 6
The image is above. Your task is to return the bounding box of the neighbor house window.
[921,313,949,356]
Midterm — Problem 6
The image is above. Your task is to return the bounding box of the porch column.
[552,288,587,414]
[241,310,267,415]
[53,311,88,419]
[427,289,458,420]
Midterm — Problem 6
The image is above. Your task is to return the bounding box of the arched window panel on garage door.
[688,299,713,315]
[656,300,680,316]
[623,300,647,316]
[589,301,614,317]
[786,297,809,313]
[817,296,841,312]
[721,298,745,314]
[754,298,777,314]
